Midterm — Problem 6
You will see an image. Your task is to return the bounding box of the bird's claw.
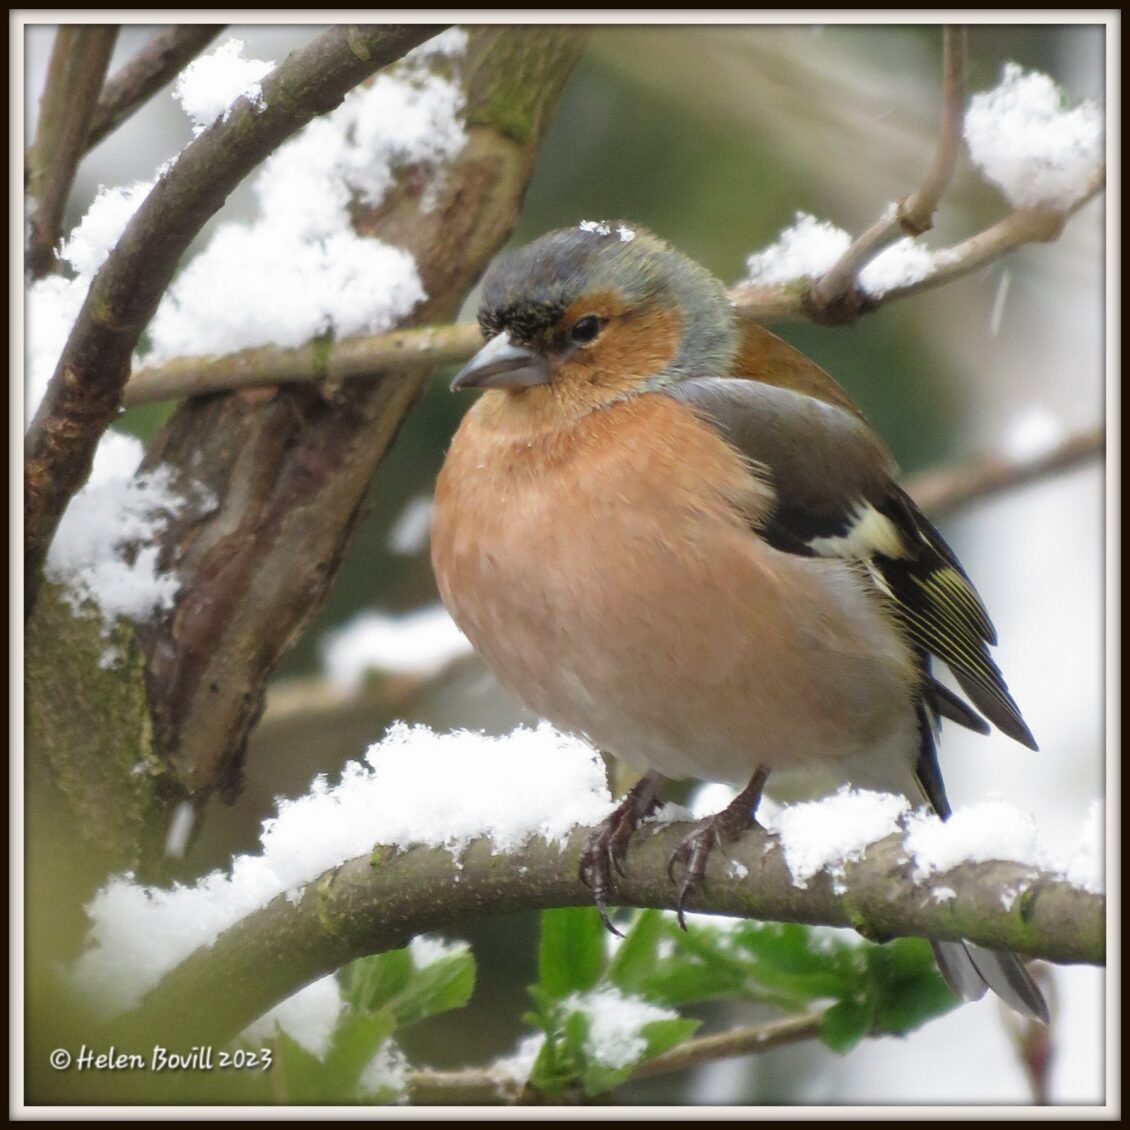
[579,777,663,936]
[579,823,628,936]
[664,782,765,929]
[666,819,722,929]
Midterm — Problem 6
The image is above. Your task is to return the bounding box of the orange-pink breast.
[431,392,918,787]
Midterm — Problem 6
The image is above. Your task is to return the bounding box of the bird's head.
[451,222,738,418]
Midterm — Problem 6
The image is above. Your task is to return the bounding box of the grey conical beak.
[450,332,552,391]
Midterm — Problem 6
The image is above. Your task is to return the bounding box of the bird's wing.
[661,376,1037,750]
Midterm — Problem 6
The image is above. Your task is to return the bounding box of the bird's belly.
[433,470,918,787]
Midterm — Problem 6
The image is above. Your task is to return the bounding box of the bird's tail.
[930,939,1049,1025]
[915,701,1049,1024]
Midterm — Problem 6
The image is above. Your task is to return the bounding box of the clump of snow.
[241,974,343,1059]
[174,38,273,134]
[965,63,1104,210]
[409,934,469,969]
[727,860,749,880]
[744,212,937,297]
[769,789,1103,901]
[904,799,1042,881]
[321,605,472,689]
[858,238,937,296]
[145,31,468,363]
[743,213,851,285]
[60,181,154,278]
[1064,800,1104,894]
[358,1039,411,1102]
[26,183,153,418]
[41,434,195,651]
[387,494,433,555]
[27,177,191,643]
[773,787,909,892]
[576,220,637,243]
[564,986,678,1069]
[70,722,611,1014]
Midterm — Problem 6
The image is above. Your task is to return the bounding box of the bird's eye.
[570,315,604,345]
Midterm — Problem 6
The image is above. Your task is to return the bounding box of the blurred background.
[23,19,1108,1106]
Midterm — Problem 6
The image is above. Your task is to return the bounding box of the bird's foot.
[579,771,664,935]
[666,767,769,929]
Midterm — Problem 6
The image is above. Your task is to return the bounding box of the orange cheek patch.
[558,299,685,396]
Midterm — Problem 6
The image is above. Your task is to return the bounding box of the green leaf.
[607,909,664,993]
[819,996,875,1054]
[640,1015,701,1060]
[321,1007,398,1097]
[641,956,748,1006]
[340,944,475,1029]
[537,907,607,998]
[580,1060,637,1097]
[388,952,476,1027]
[269,1029,333,1104]
[528,1031,571,1097]
[864,939,959,1034]
[729,922,859,1000]
[341,949,414,1014]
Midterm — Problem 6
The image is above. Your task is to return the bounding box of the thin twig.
[629,1012,824,1080]
[25,25,119,278]
[808,25,966,319]
[875,172,1105,307]
[728,165,1105,322]
[23,24,447,616]
[84,25,225,152]
[898,25,967,234]
[404,1012,826,1103]
[905,425,1105,518]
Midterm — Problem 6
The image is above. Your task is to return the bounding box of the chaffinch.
[430,221,1048,1023]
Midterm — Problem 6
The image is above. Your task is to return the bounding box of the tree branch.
[809,25,966,318]
[905,425,1105,518]
[123,322,484,406]
[25,25,119,279]
[405,1012,825,1103]
[729,165,1105,324]
[23,24,445,616]
[120,164,1105,408]
[83,25,225,152]
[108,821,1103,1053]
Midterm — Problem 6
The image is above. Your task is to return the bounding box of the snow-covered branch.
[24,24,445,612]
[106,814,1103,1053]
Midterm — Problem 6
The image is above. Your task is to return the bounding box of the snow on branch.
[24,24,447,613]
[82,723,1102,1052]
